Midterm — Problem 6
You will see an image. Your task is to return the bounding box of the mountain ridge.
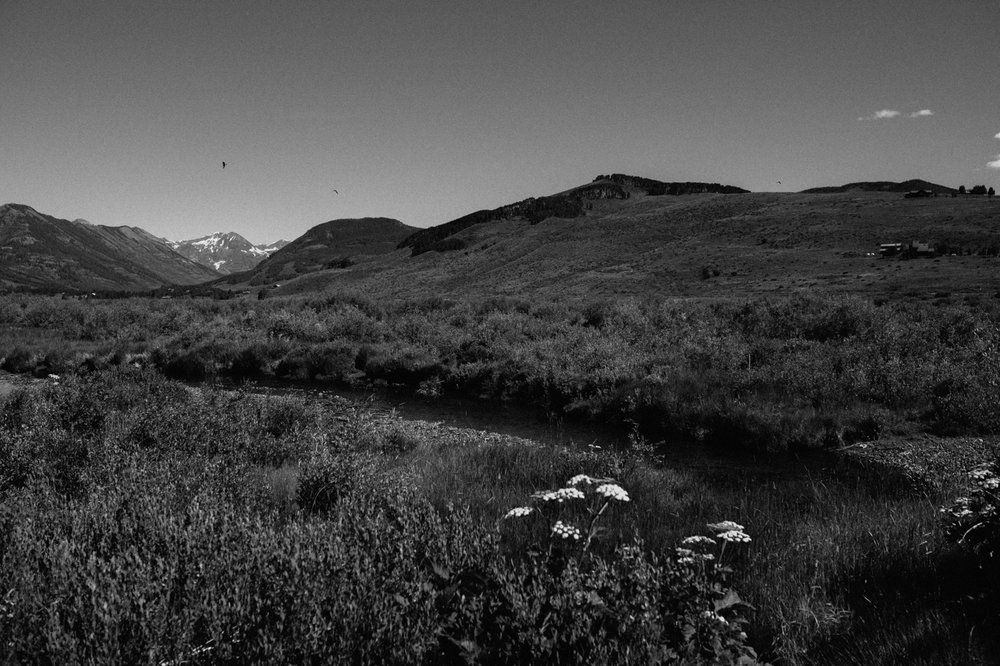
[169,232,289,274]
[217,217,417,287]
[800,179,958,194]
[399,174,749,256]
[0,203,219,291]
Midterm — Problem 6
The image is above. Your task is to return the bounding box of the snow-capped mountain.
[0,203,219,291]
[168,232,289,275]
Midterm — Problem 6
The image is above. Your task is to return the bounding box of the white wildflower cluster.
[717,530,752,544]
[675,547,715,565]
[534,487,586,503]
[568,474,601,486]
[706,521,751,544]
[681,535,717,548]
[700,610,729,626]
[552,521,582,540]
[504,506,534,519]
[970,466,1000,490]
[942,462,1000,553]
[595,483,630,502]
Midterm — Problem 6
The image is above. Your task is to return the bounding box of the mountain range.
[168,233,289,275]
[5,176,996,297]
[0,204,218,291]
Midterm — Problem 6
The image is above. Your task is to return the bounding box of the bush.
[296,445,385,513]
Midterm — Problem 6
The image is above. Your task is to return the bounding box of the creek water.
[211,378,818,479]
[0,371,831,478]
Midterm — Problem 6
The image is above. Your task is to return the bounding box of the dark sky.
[2,0,998,243]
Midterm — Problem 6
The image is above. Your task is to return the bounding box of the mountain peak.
[0,203,217,291]
[169,232,290,274]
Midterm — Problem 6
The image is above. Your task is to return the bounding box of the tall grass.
[2,292,1000,448]
[2,309,999,660]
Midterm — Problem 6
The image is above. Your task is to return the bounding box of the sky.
[2,0,998,244]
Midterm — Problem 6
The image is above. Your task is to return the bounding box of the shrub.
[295,445,385,513]
[941,461,1000,557]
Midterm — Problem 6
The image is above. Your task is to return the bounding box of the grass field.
[0,368,997,663]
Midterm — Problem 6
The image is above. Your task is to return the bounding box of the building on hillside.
[878,241,935,258]
[879,243,903,257]
[904,189,935,198]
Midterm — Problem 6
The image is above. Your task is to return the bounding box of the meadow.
[1,292,1000,663]
[2,290,1000,446]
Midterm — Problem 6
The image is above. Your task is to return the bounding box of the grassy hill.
[262,188,1000,301]
[398,174,749,256]
[0,204,219,291]
[218,217,418,287]
[801,179,958,195]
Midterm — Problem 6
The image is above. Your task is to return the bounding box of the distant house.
[904,190,934,199]
[878,241,935,258]
[879,243,903,257]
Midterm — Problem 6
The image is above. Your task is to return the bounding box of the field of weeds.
[1,369,998,663]
[2,291,1000,449]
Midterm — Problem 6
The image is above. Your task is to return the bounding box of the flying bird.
[333,189,339,194]
[222,161,227,169]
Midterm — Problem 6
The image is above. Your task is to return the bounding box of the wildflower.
[701,610,729,626]
[595,483,630,502]
[717,530,752,543]
[504,506,534,519]
[552,521,582,540]
[535,487,586,503]
[568,474,599,486]
[707,521,744,533]
[979,477,1000,490]
[681,535,717,548]
[970,468,995,481]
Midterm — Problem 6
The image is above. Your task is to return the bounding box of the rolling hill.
[800,179,958,195]
[218,217,417,287]
[399,174,749,256]
[252,178,1000,301]
[169,232,289,274]
[0,204,219,291]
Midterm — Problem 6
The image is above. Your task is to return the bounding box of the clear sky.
[2,0,998,243]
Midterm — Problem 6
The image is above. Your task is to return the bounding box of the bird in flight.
[222,161,227,169]
[333,189,339,194]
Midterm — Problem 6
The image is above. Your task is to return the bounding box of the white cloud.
[858,108,934,121]
[988,155,1000,169]
[995,132,1000,139]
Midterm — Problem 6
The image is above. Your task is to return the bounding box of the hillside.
[399,174,749,256]
[0,204,219,291]
[801,179,958,195]
[169,232,289,274]
[258,187,1000,301]
[219,217,417,286]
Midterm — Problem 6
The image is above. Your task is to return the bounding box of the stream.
[0,371,835,478]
